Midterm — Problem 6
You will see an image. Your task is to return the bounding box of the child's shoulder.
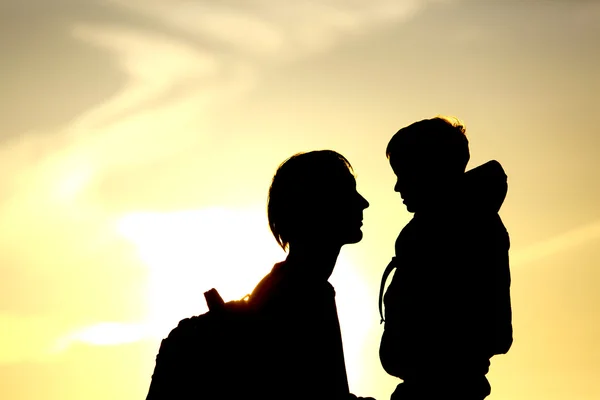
[394,217,420,250]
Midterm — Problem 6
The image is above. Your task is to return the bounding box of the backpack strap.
[204,288,225,311]
[378,257,398,324]
[204,288,252,312]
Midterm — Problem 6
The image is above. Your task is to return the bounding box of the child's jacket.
[380,160,513,380]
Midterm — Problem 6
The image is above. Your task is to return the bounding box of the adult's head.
[268,150,369,251]
[386,116,470,213]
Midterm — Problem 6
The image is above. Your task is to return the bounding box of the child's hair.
[267,150,354,250]
[386,116,470,173]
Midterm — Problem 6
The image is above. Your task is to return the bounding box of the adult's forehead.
[292,169,353,197]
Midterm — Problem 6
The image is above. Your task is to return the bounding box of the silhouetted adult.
[379,117,513,400]
[249,150,374,400]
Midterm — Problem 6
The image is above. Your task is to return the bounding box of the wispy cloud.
[108,0,423,58]
[0,0,438,364]
[511,219,600,267]
[69,0,430,130]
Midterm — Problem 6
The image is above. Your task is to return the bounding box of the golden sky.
[1,1,599,399]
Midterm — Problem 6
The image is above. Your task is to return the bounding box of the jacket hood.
[461,160,508,213]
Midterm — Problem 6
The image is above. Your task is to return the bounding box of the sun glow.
[68,323,148,346]
[66,206,372,391]
[79,207,370,360]
[116,207,282,338]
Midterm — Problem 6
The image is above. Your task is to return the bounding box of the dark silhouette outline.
[249,150,373,400]
[379,117,513,400]
[146,150,374,400]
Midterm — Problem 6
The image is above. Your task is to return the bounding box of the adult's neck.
[285,241,342,282]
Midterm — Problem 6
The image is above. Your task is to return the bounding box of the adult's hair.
[267,150,354,251]
[386,116,470,174]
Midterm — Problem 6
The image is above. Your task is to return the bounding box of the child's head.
[386,116,470,213]
[267,150,369,251]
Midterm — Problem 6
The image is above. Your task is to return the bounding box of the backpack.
[145,288,265,399]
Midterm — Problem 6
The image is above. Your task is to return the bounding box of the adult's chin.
[404,201,418,213]
[343,229,364,245]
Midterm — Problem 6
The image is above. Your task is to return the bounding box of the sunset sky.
[1,0,599,399]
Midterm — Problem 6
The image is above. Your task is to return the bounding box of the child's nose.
[394,180,402,193]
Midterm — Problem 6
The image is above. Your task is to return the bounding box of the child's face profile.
[389,154,445,214]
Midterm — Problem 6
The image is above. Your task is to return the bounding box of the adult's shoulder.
[249,262,286,309]
[249,262,311,311]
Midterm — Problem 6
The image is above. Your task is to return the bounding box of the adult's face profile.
[305,170,369,247]
[268,150,369,250]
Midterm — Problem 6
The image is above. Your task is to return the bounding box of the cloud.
[69,24,220,129]
[67,0,433,130]
[511,219,600,267]
[0,0,440,237]
[108,0,424,58]
[55,206,372,388]
[64,322,149,347]
[0,0,438,364]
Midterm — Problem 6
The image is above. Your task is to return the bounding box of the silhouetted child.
[379,117,513,400]
[250,150,374,400]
